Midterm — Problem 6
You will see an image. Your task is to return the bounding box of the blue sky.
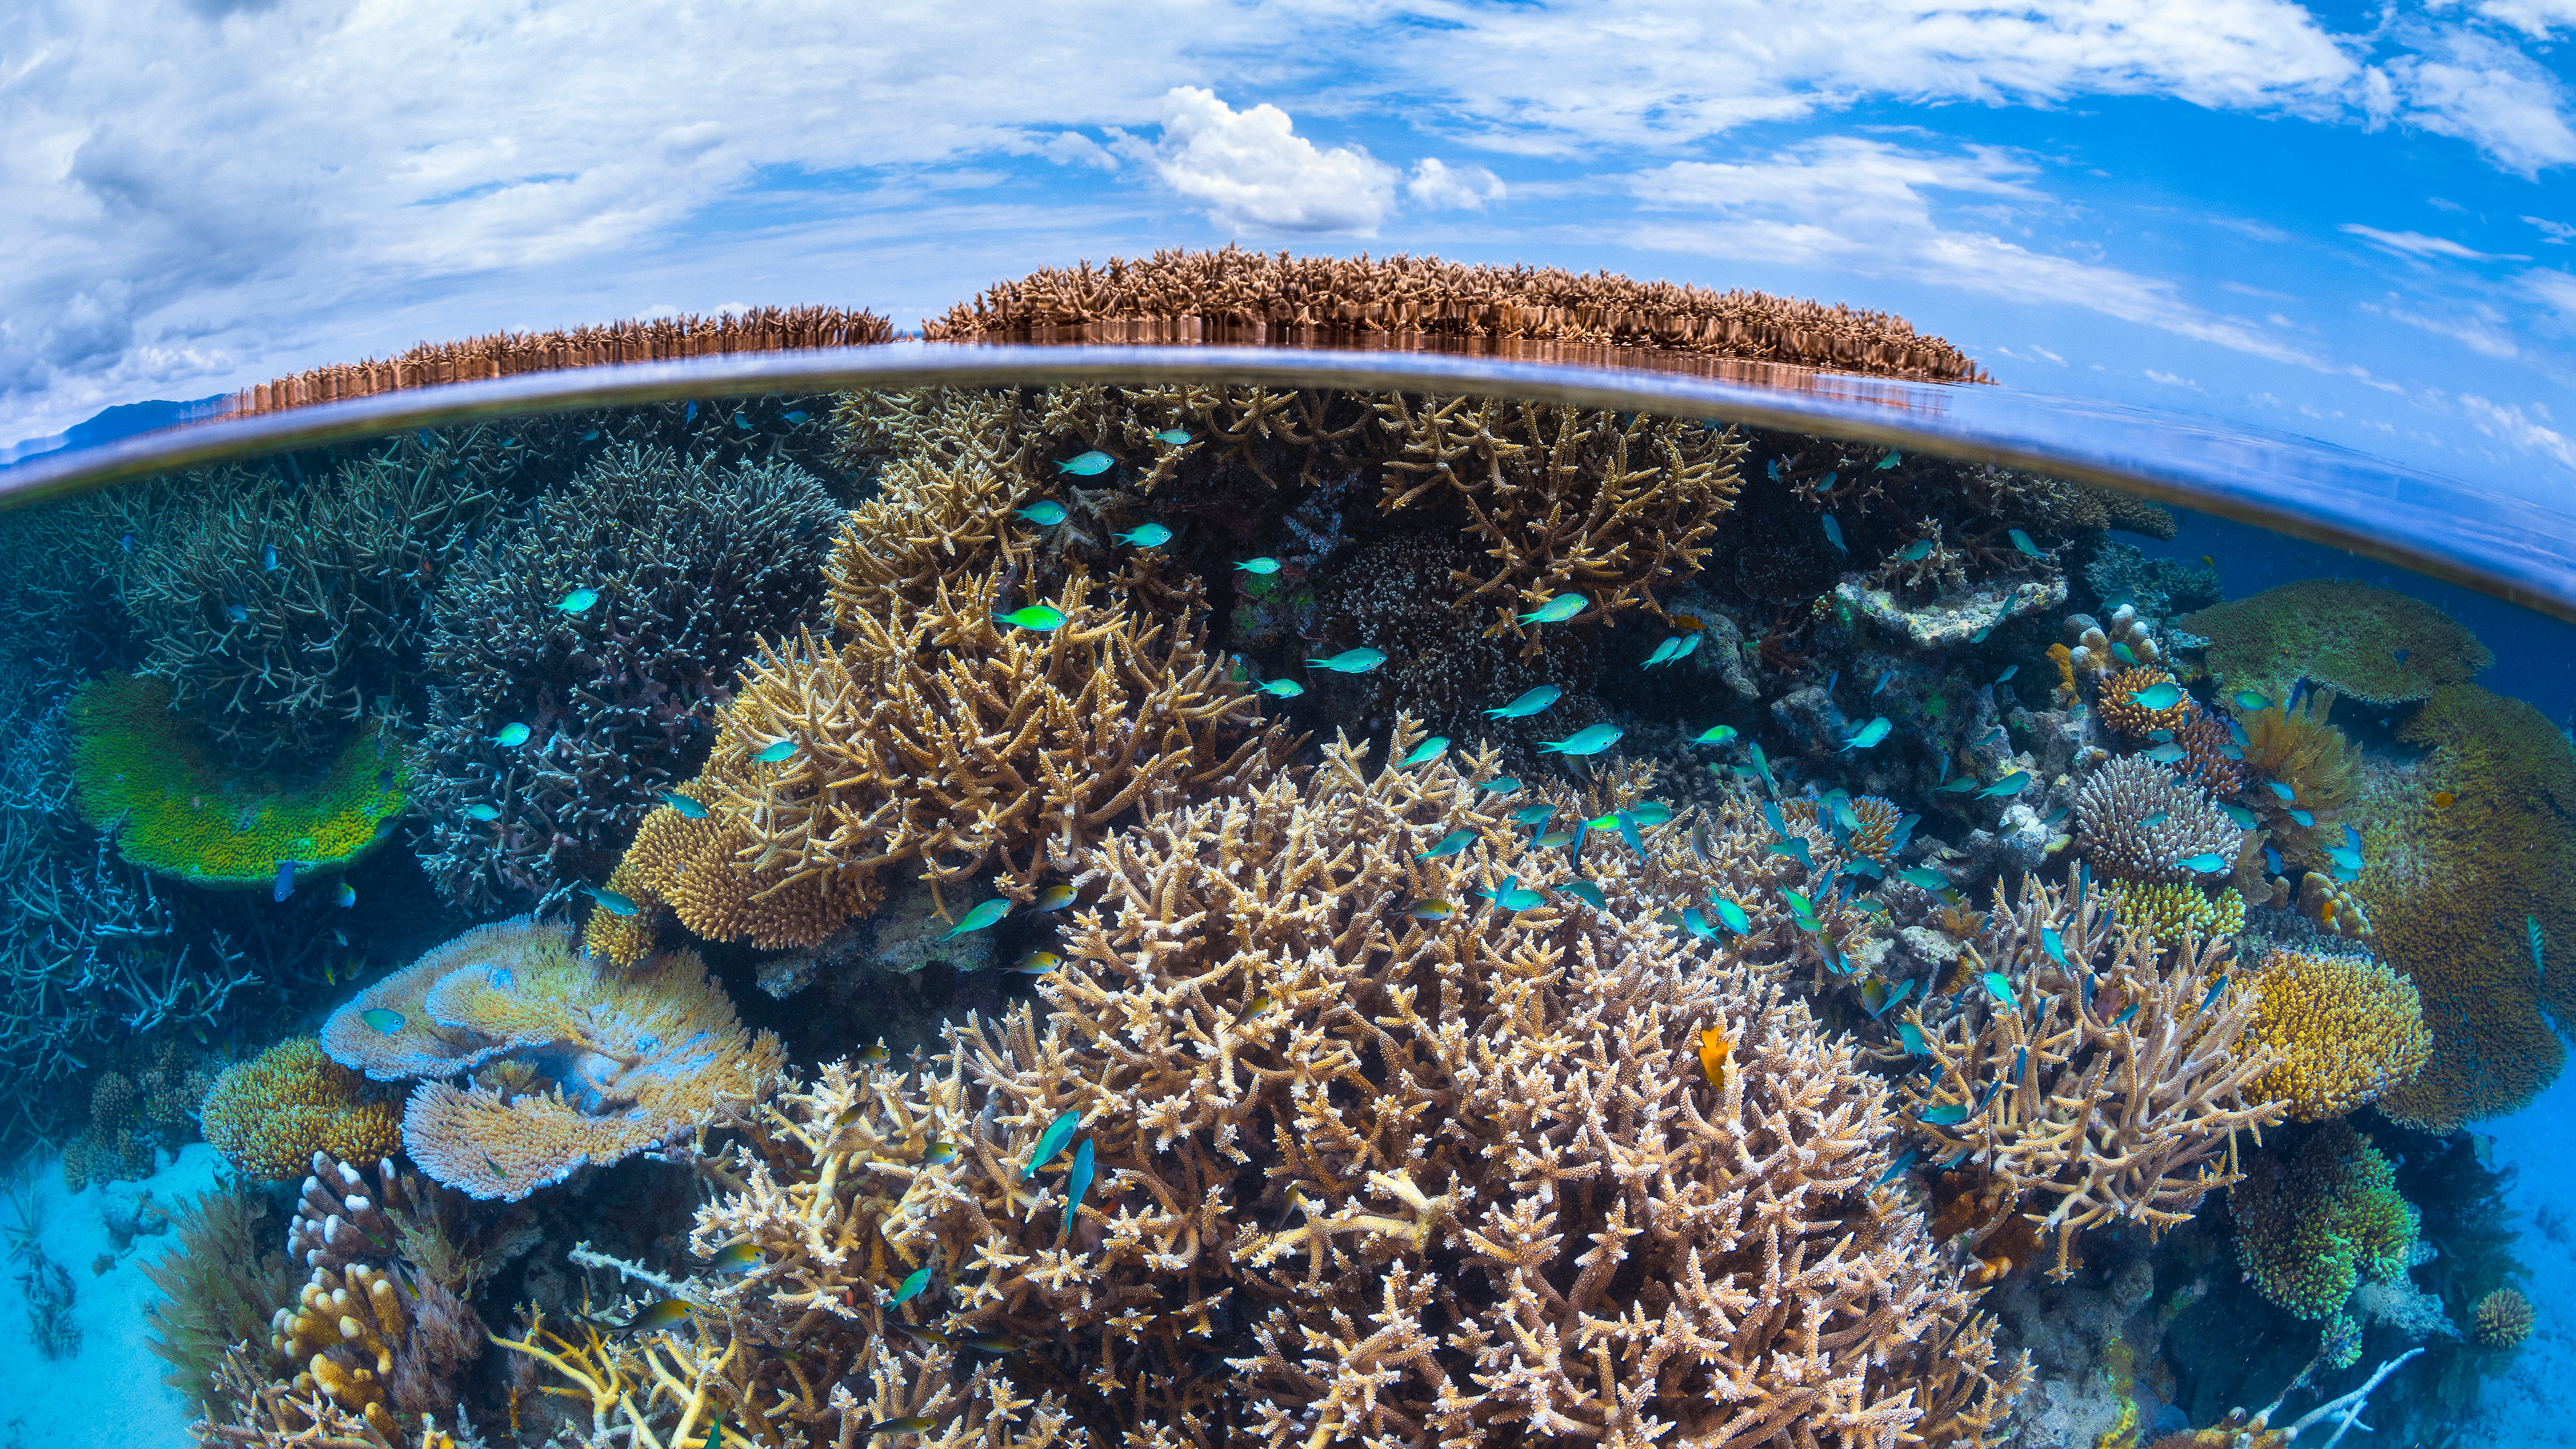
[3,0,2571,494]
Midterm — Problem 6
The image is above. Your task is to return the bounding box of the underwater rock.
[2081,539,2222,620]
[1835,572,2066,651]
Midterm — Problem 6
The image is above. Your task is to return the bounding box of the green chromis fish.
[871,1418,938,1436]
[702,1241,763,1272]
[2178,852,2229,873]
[465,802,502,821]
[2325,845,2363,869]
[1821,515,1846,553]
[751,739,798,763]
[1418,828,1478,859]
[1154,429,1190,445]
[1896,539,1935,562]
[1025,1110,1081,1177]
[1898,1021,1927,1055]
[1055,450,1115,476]
[1491,880,1550,911]
[1061,1138,1095,1240]
[996,605,1068,631]
[1113,523,1173,547]
[2143,744,2188,767]
[2008,528,2045,557]
[1921,1102,1972,1126]
[1517,594,1587,625]
[1513,804,1557,826]
[1399,737,1450,767]
[1407,900,1460,921]
[1933,777,1978,794]
[1770,836,1814,870]
[1896,866,1948,890]
[555,588,600,614]
[1982,972,2017,1009]
[1841,717,1892,751]
[1559,881,1607,910]
[1478,777,1522,794]
[1015,500,1069,525]
[1874,1148,1919,1186]
[1712,898,1751,934]
[2111,641,2141,665]
[1975,771,2031,799]
[1678,908,1715,941]
[361,1007,405,1034]
[889,1264,933,1304]
[921,1141,962,1165]
[1627,802,1674,826]
[941,899,1011,940]
[2219,802,2259,828]
[1643,637,1682,667]
[660,790,710,818]
[2266,782,2297,801]
[586,885,640,916]
[2139,810,2169,828]
[492,722,531,747]
[1032,885,1077,914]
[1008,951,1062,975]
[1690,724,1737,746]
[2532,916,2546,973]
[1670,635,1703,662]
[2129,681,2186,711]
[2041,927,2066,965]
[1258,678,1305,698]
[1236,557,1283,574]
[1877,451,1902,470]
[2232,690,2270,711]
[1540,722,1624,756]
[1484,686,1561,718]
[1306,647,1387,674]
[1533,829,1576,848]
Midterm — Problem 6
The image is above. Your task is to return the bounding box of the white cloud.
[2339,223,2529,260]
[2526,269,2576,325]
[2369,27,2576,176]
[2471,0,2576,38]
[1629,138,2324,366]
[2363,297,2524,358]
[2459,394,2576,468]
[2145,370,2202,389]
[2527,215,2576,244]
[1405,158,1506,211]
[1124,88,1395,235]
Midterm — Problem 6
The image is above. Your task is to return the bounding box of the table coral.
[2355,682,2576,1130]
[2182,580,2491,708]
[550,720,2027,1448]
[69,672,410,890]
[202,1036,401,1181]
[1901,868,2286,1281]
[2230,1122,2419,1322]
[411,443,845,911]
[2241,948,2431,1122]
[2077,754,2245,884]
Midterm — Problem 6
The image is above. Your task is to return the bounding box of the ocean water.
[0,364,2567,1449]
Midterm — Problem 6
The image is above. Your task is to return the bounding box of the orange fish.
[1697,1023,1730,1089]
[1671,614,1705,631]
[2200,554,2214,568]
[2430,791,2455,810]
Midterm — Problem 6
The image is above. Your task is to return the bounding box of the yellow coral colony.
[201,1037,401,1181]
[2241,948,2431,1122]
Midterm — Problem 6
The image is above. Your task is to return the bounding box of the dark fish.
[870,1419,938,1437]
[272,860,296,902]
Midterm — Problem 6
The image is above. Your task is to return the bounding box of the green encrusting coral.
[2232,1121,2420,1322]
[70,673,410,889]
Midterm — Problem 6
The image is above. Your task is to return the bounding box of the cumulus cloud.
[2339,223,2530,260]
[1629,138,2323,366]
[2459,394,2576,468]
[1406,158,1507,210]
[2471,0,2576,38]
[2370,26,2576,175]
[1124,88,1395,234]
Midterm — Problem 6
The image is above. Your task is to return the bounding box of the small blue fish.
[1014,501,1069,525]
[2129,682,2186,711]
[261,543,278,572]
[1155,429,1190,445]
[2178,852,2228,873]
[1822,515,1846,553]
[586,885,640,916]
[1994,665,2018,684]
[1482,875,1548,911]
[2140,810,2169,828]
[272,861,296,902]
[1306,648,1387,674]
[943,899,1011,940]
[752,740,798,763]
[1479,777,1522,794]
[1670,634,1703,662]
[1712,898,1752,934]
[1485,686,1562,718]
[2265,846,2285,874]
[226,605,248,623]
[1628,802,1674,826]
[337,881,356,908]
[1896,539,1935,562]
[1841,717,1892,751]
[1236,557,1283,575]
[2008,529,2045,557]
[1899,1021,1927,1055]
[1896,867,1948,890]
[890,1265,933,1305]
[2394,647,2410,663]
[1418,829,1477,859]
[1976,771,2031,799]
[1982,972,2016,1010]
[2266,782,2296,802]
[2200,976,2230,1012]
[1866,979,1917,1018]
[2220,803,2259,828]
[1518,594,1587,625]
[2288,809,2316,827]
[1113,523,1173,547]
[464,803,502,822]
[362,1007,405,1034]
[2345,824,2363,851]
[1258,679,1305,698]
[1060,1138,1096,1240]
[1690,724,1737,745]
[1399,737,1451,767]
[1934,777,1980,794]
[1617,814,1645,856]
[2532,916,2546,975]
[555,588,600,614]
[684,401,698,423]
[733,411,752,430]
[1025,1110,1081,1177]
[1770,836,1814,871]
[2148,729,2176,743]
[785,411,810,424]
[1680,908,1717,941]
[2041,927,2066,965]
[1560,881,1607,910]
[1033,885,1079,914]
[1540,723,1624,757]
[2325,845,2363,870]
[118,533,138,553]
[1642,638,1682,667]
[1748,743,1778,795]
[1055,451,1116,476]
[1874,1149,1919,1187]
[2232,690,2270,712]
[1513,804,1557,826]
[1534,829,1577,849]
[2111,1004,2141,1028]
[660,791,710,818]
[2143,743,2187,764]
[1922,1103,1972,1126]
[1877,451,1902,470]
[492,722,531,747]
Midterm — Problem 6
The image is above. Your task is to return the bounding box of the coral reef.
[323,916,784,1200]
[2076,754,2245,884]
[70,672,411,889]
[2182,580,2491,708]
[2235,688,2361,870]
[2356,682,2576,1130]
[1900,869,2285,1281]
[928,245,1991,380]
[412,444,845,910]
[233,305,893,417]
[2470,1287,2533,1349]
[2240,948,2430,1122]
[202,1037,403,1181]
[2104,880,2247,943]
[2230,1122,2419,1322]
[271,1260,487,1432]
[145,1180,304,1412]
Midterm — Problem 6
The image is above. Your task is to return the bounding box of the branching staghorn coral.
[1899,869,2288,1281]
[591,564,1285,960]
[123,439,504,761]
[413,445,845,910]
[2076,754,2246,884]
[1372,392,1744,647]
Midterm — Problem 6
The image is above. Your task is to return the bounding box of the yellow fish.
[1697,1023,1730,1089]
[621,1298,694,1332]
[2200,554,2214,567]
